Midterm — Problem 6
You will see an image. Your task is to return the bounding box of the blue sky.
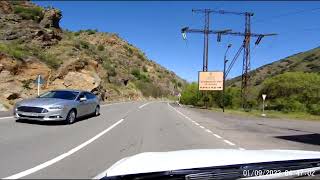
[33,1,320,82]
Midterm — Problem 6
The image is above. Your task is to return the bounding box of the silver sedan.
[13,89,100,124]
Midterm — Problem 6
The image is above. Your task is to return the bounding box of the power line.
[252,7,320,25]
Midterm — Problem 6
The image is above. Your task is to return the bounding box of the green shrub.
[13,5,44,21]
[131,68,149,82]
[124,44,134,55]
[80,40,89,49]
[131,68,141,78]
[37,52,61,69]
[102,61,116,77]
[308,104,320,115]
[142,65,148,72]
[260,72,320,114]
[180,83,199,106]
[97,44,105,51]
[86,29,98,35]
[0,42,29,60]
[135,81,163,98]
[21,79,33,89]
[137,52,147,61]
[74,40,90,50]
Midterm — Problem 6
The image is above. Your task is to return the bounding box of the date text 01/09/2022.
[242,169,315,177]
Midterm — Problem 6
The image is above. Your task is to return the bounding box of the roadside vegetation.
[180,72,320,119]
[13,5,44,21]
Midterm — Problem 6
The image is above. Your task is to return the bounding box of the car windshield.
[39,91,79,100]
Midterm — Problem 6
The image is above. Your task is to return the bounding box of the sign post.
[35,75,45,96]
[262,94,267,117]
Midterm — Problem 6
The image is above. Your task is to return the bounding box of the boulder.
[52,70,101,92]
[40,8,62,29]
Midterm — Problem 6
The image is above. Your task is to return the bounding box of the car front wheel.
[66,109,76,124]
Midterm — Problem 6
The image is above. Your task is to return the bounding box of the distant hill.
[0,1,186,109]
[228,46,320,87]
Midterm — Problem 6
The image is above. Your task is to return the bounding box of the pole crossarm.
[221,32,277,37]
[192,9,254,16]
[181,27,232,34]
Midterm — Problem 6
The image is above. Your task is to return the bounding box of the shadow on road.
[275,133,320,146]
[15,114,99,126]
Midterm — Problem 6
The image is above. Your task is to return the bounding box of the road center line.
[205,129,212,133]
[139,102,152,109]
[199,125,205,129]
[3,118,125,179]
[223,140,236,146]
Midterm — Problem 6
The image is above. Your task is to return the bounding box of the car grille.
[18,114,44,119]
[17,106,46,113]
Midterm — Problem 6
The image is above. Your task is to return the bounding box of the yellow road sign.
[198,71,223,91]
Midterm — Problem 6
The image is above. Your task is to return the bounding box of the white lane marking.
[213,134,222,139]
[239,147,246,150]
[223,140,236,146]
[139,102,152,109]
[0,116,14,120]
[167,102,245,150]
[3,119,124,179]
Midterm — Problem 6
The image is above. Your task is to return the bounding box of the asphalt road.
[0,101,320,179]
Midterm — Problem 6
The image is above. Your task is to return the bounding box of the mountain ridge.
[227,46,320,87]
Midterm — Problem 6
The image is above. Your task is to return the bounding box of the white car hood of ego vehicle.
[95,149,320,178]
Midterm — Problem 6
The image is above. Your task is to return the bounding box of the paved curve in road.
[0,101,319,179]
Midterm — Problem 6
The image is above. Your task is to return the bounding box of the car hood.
[97,149,320,178]
[17,98,72,107]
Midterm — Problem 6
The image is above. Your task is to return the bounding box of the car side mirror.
[80,97,87,102]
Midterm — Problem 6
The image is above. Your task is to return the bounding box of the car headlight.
[48,106,64,110]
[14,104,20,111]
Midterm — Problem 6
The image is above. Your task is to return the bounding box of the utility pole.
[183,9,231,72]
[223,44,232,112]
[242,13,252,110]
[181,9,231,109]
[199,9,276,109]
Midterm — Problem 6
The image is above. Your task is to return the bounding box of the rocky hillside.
[0,1,186,110]
[228,46,320,87]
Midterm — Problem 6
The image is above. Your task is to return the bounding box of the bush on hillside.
[260,72,320,114]
[135,81,163,98]
[97,44,105,51]
[180,83,199,106]
[0,42,29,60]
[13,5,44,21]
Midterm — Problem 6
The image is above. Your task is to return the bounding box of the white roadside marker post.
[37,75,40,96]
[262,94,267,117]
